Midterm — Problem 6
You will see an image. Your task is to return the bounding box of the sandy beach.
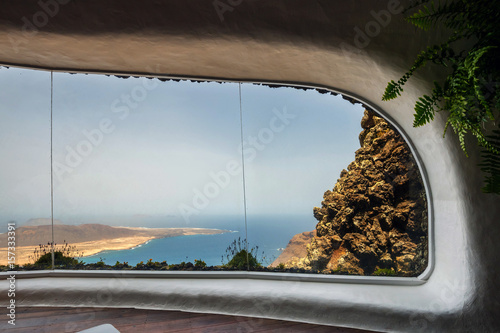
[0,225,228,266]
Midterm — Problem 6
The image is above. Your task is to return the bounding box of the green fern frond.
[414,95,437,127]
[406,4,435,30]
[402,0,433,14]
[382,0,500,194]
[464,46,493,73]
[382,80,403,101]
[382,43,451,102]
[479,129,500,193]
[483,130,500,155]
[466,47,497,119]
[445,118,470,155]
[405,0,465,31]
[413,82,444,127]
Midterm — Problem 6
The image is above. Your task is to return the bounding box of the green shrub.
[95,257,106,268]
[112,261,130,269]
[222,238,262,270]
[194,259,207,268]
[29,242,84,265]
[34,251,79,268]
[168,261,194,270]
[146,258,162,268]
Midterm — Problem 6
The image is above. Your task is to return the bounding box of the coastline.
[0,236,156,265]
[0,225,229,266]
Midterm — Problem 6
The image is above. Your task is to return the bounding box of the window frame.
[0,68,434,285]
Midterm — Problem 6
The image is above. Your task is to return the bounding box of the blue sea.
[81,214,316,266]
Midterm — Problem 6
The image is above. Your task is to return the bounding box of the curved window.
[0,67,429,278]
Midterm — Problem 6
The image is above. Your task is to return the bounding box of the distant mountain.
[270,230,316,267]
[0,223,226,247]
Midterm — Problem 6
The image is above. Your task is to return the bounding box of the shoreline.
[0,225,230,266]
[0,236,157,266]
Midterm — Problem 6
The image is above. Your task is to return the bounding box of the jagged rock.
[274,110,428,276]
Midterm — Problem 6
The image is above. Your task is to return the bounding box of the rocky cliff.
[270,230,316,267]
[275,110,428,276]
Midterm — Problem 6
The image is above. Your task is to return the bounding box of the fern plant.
[382,0,500,194]
[479,129,500,193]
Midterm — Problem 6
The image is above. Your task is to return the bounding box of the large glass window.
[0,67,428,277]
[0,68,52,268]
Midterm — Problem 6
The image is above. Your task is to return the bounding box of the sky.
[0,66,365,226]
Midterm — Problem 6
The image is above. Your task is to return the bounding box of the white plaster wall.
[0,1,499,331]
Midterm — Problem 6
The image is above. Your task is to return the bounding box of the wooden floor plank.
[0,307,376,333]
[12,308,147,329]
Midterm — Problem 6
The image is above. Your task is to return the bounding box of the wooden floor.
[0,307,376,333]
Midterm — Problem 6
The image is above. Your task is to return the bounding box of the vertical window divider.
[238,82,250,271]
[50,71,54,270]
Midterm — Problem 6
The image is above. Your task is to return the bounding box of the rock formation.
[275,110,428,276]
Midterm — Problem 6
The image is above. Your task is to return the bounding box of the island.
[0,223,229,266]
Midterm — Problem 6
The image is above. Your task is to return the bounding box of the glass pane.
[52,73,245,269]
[240,83,365,270]
[0,67,52,270]
[2,66,428,276]
[242,84,428,276]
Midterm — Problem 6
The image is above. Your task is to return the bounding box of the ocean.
[81,214,316,266]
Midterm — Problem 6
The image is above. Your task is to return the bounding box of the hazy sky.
[0,67,365,225]
[0,67,51,223]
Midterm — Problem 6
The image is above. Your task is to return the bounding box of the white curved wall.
[0,1,499,332]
